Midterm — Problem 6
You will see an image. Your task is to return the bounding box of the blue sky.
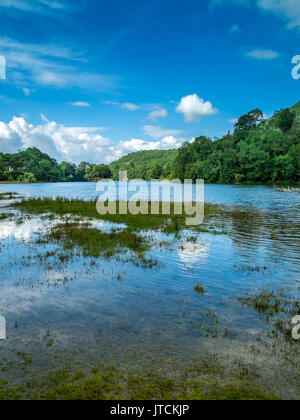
[0,0,299,163]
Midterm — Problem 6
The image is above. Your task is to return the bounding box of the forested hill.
[109,149,178,180]
[110,104,300,183]
[0,103,299,184]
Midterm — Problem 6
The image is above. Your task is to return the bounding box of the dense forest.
[109,149,178,181]
[0,103,299,184]
[0,148,112,182]
[110,103,300,183]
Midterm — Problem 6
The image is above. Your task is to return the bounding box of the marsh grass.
[238,288,300,342]
[41,222,155,267]
[0,360,280,400]
[0,213,14,220]
[0,192,17,200]
[13,197,240,233]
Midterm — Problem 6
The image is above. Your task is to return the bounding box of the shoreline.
[0,180,299,187]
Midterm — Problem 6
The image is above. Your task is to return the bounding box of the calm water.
[0,182,299,392]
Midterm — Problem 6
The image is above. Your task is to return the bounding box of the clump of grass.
[238,289,289,319]
[0,213,14,220]
[0,192,20,200]
[41,222,154,267]
[194,284,205,294]
[238,288,300,342]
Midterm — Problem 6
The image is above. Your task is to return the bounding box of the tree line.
[111,105,300,184]
[0,104,299,184]
[0,148,112,182]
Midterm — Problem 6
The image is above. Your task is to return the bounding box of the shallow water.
[0,183,299,395]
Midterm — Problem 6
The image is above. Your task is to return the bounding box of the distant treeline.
[1,103,299,184]
[111,103,300,183]
[0,148,112,182]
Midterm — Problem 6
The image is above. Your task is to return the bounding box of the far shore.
[0,180,299,187]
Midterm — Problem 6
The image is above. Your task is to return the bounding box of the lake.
[0,182,299,398]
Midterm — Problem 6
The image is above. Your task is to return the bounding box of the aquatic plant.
[194,284,205,294]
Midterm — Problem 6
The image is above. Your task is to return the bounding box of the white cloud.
[228,118,238,124]
[122,135,184,152]
[0,116,187,164]
[122,139,160,152]
[214,0,300,30]
[121,102,140,111]
[176,94,218,122]
[0,37,117,91]
[147,108,168,121]
[246,48,279,60]
[143,125,183,140]
[70,101,91,107]
[0,115,112,163]
[0,0,66,12]
[258,0,300,29]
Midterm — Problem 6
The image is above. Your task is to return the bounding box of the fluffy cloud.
[0,116,188,163]
[246,49,279,60]
[0,115,113,162]
[143,125,183,140]
[147,108,168,121]
[176,94,218,123]
[141,125,187,149]
[122,139,161,152]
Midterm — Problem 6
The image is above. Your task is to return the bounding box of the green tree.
[274,108,295,132]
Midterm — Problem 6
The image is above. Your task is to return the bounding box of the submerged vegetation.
[12,196,254,235]
[238,289,300,342]
[41,222,155,267]
[0,358,280,400]
[13,197,216,232]
[0,186,299,401]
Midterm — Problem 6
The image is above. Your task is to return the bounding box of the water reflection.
[0,184,299,387]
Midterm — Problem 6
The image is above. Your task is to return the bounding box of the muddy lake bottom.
[0,183,299,399]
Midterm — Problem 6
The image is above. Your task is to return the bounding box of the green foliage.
[111,103,299,184]
[0,147,111,183]
[0,103,299,184]
[274,108,295,132]
[109,149,178,180]
[87,164,112,180]
[234,108,264,133]
[172,104,300,183]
